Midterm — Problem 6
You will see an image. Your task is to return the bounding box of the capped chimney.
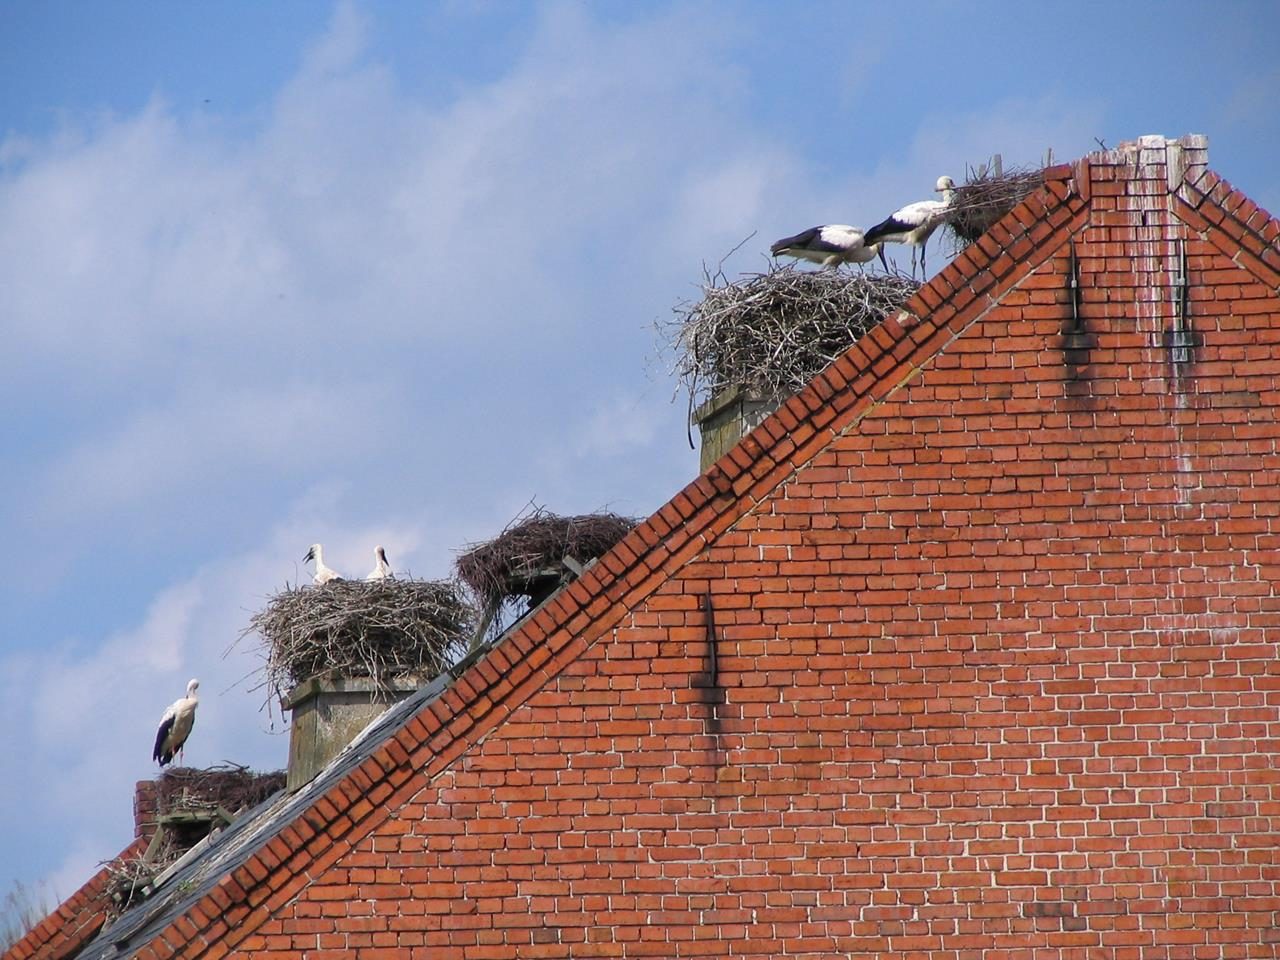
[282,676,418,791]
[692,385,783,473]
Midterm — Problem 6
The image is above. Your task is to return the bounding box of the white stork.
[303,543,343,584]
[770,224,885,271]
[153,678,199,767]
[863,175,958,277]
[365,545,393,581]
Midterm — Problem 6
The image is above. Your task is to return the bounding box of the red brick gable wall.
[223,145,1280,958]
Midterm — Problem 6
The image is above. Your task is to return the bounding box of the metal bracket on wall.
[1068,238,1082,333]
[1062,237,1095,366]
[702,588,721,723]
[1168,237,1193,366]
[1176,238,1189,325]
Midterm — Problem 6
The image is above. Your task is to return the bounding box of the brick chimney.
[1161,132,1209,193]
[133,779,159,840]
[1096,132,1209,193]
[282,676,418,791]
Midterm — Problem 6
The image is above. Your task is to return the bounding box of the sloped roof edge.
[2,837,148,960]
[1175,168,1280,291]
[105,148,1280,960]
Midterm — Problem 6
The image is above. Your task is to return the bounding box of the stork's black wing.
[862,215,910,245]
[153,714,175,765]
[770,226,825,255]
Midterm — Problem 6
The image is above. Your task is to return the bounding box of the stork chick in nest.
[304,543,343,584]
[770,224,884,271]
[863,175,957,277]
[365,545,393,581]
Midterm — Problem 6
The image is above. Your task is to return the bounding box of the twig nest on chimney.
[947,166,1045,247]
[156,763,285,818]
[456,507,637,615]
[103,765,286,918]
[664,265,919,409]
[243,578,475,704]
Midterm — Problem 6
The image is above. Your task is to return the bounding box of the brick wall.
[227,141,1280,958]
[134,779,159,841]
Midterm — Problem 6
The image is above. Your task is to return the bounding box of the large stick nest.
[947,165,1045,246]
[157,764,285,817]
[102,766,285,918]
[457,508,638,613]
[243,578,475,702]
[662,265,919,408]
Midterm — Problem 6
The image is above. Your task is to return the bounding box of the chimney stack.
[282,676,418,791]
[133,779,159,841]
[692,385,782,473]
[1098,133,1209,195]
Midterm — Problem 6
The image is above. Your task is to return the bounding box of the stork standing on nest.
[365,545,393,581]
[770,224,885,271]
[303,543,343,584]
[863,176,957,278]
[153,678,199,767]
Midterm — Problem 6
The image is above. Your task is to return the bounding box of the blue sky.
[2,0,1278,901]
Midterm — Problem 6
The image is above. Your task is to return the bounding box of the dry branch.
[662,265,919,409]
[102,858,155,917]
[947,165,1045,247]
[457,508,637,614]
[242,578,475,704]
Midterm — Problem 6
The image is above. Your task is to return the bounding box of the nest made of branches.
[948,165,1046,246]
[663,265,919,409]
[457,508,638,613]
[100,766,286,920]
[243,577,475,702]
[157,764,285,817]
[102,857,156,917]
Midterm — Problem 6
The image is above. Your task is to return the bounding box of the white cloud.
[574,392,662,460]
[0,0,792,595]
[36,380,392,521]
[665,150,801,269]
